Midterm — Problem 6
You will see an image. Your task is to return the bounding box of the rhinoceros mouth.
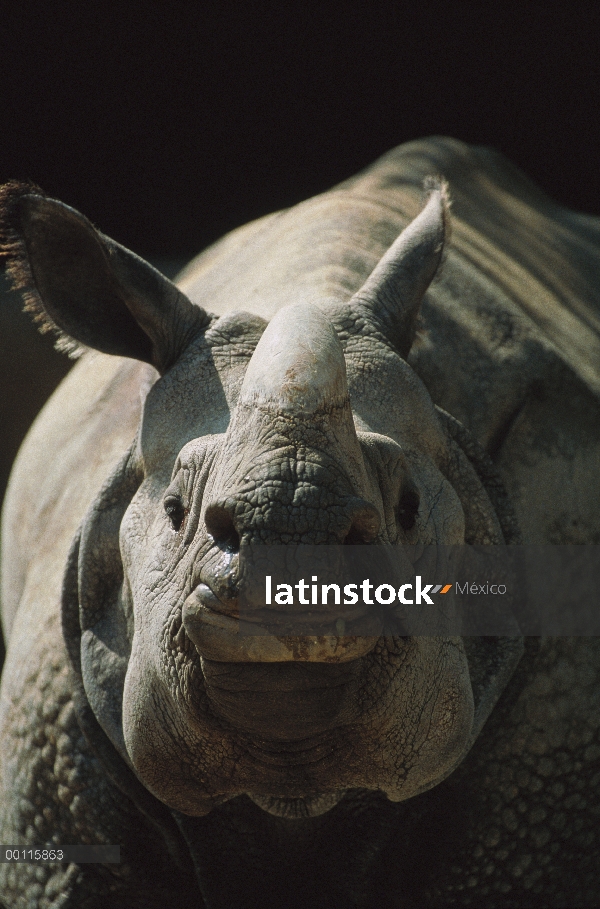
[182,582,383,662]
[247,791,347,818]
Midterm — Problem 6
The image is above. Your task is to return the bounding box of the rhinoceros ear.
[0,182,210,372]
[351,179,450,357]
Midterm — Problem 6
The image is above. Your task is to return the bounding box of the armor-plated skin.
[0,137,599,907]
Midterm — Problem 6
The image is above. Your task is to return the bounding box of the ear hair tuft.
[423,175,452,263]
[0,180,85,358]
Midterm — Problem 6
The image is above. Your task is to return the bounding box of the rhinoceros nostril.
[344,501,381,545]
[396,482,420,532]
[204,503,240,551]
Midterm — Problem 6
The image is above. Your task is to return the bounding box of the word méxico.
[456,582,507,595]
[265,576,454,607]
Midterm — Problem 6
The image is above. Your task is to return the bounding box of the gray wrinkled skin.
[1,137,599,908]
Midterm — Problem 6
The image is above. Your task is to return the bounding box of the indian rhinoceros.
[1,136,599,908]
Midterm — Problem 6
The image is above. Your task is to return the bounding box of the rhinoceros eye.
[396,483,420,532]
[164,494,187,532]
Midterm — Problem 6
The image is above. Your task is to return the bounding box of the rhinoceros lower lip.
[182,584,382,662]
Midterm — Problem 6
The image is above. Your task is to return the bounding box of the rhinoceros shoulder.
[1,352,152,641]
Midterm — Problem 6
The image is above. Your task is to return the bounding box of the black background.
[1,5,599,261]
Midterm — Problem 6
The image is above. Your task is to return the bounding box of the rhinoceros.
[1,136,599,908]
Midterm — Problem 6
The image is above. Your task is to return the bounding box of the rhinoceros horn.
[350,180,450,356]
[238,302,351,412]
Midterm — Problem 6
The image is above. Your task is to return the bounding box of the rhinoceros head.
[0,181,522,818]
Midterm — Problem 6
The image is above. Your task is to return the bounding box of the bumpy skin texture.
[1,138,600,907]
